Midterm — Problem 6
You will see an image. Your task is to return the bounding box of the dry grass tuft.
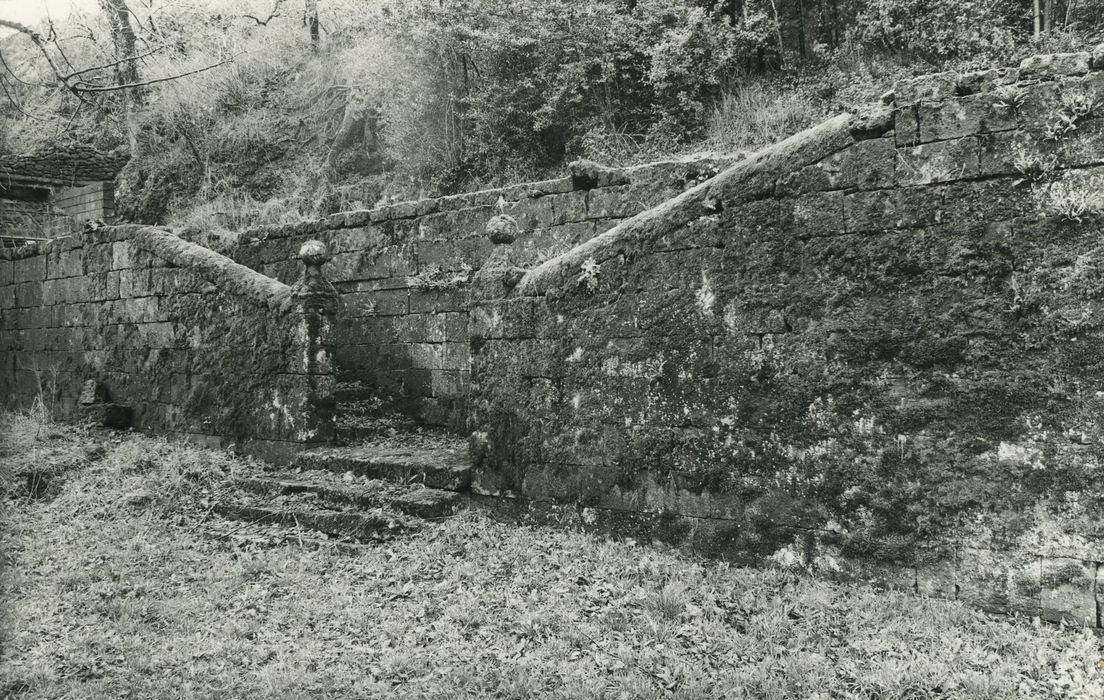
[706,84,822,153]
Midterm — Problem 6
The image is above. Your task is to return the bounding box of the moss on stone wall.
[0,225,334,456]
[469,53,1104,570]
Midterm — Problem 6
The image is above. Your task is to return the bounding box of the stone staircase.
[213,380,471,547]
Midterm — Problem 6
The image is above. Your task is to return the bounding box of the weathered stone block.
[1019,52,1091,80]
[87,272,120,302]
[955,67,1020,95]
[896,136,980,186]
[413,197,440,217]
[788,191,847,237]
[916,93,1018,143]
[1040,557,1097,625]
[425,312,467,343]
[587,185,648,219]
[78,379,109,405]
[834,557,918,592]
[51,250,82,279]
[39,279,60,307]
[378,344,412,370]
[14,282,42,308]
[894,106,920,147]
[127,296,162,323]
[915,549,957,599]
[550,191,590,225]
[118,269,153,298]
[13,255,46,284]
[976,130,1038,177]
[409,288,467,314]
[937,179,1038,226]
[430,369,467,398]
[499,199,555,230]
[957,548,1040,616]
[83,243,113,274]
[843,187,943,232]
[342,210,372,228]
[779,137,895,193]
[111,241,132,270]
[894,72,958,105]
[134,321,175,349]
[345,289,408,317]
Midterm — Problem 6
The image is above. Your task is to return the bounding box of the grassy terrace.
[1,413,1103,699]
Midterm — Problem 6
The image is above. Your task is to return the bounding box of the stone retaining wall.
[225,157,739,428]
[468,52,1104,626]
[0,225,336,457]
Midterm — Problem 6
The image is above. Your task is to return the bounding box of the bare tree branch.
[0,17,234,100]
[0,18,97,106]
[0,48,53,88]
[63,44,167,80]
[243,0,286,26]
[0,74,49,122]
[71,54,239,92]
[45,19,79,75]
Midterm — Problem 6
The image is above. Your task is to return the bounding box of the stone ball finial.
[292,239,338,305]
[299,240,331,267]
[486,214,519,244]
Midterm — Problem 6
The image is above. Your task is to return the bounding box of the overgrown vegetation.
[4,0,1104,230]
[2,415,1104,698]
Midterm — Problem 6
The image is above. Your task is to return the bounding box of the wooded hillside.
[2,0,1103,230]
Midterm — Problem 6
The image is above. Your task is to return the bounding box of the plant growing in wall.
[1042,92,1097,142]
[411,263,472,290]
[1011,146,1057,187]
[1039,175,1104,223]
[993,84,1027,114]
[578,257,600,293]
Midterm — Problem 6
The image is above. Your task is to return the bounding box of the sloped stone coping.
[123,224,295,311]
[235,154,742,245]
[513,108,891,297]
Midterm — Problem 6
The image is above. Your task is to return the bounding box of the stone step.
[236,472,461,519]
[293,442,472,491]
[213,491,414,542]
[335,400,410,419]
[333,426,421,445]
[333,381,379,403]
[204,517,379,554]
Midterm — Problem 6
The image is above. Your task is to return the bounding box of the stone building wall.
[0,198,72,243]
[468,53,1104,624]
[53,182,116,224]
[225,157,738,428]
[0,225,335,458]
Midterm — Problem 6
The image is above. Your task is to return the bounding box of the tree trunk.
[1044,0,1054,32]
[97,0,143,151]
[1033,0,1042,38]
[305,0,320,48]
[97,0,141,95]
[797,0,807,60]
[767,0,785,68]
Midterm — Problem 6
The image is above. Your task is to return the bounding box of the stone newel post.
[289,240,339,443]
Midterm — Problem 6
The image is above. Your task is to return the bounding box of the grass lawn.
[2,413,1103,699]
